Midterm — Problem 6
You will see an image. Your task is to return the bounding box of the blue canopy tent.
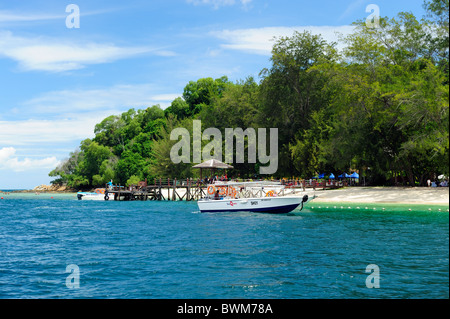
[338,173,350,178]
[349,172,359,185]
[318,173,325,179]
[350,172,359,178]
[329,173,335,179]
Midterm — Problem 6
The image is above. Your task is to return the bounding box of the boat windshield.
[205,181,285,199]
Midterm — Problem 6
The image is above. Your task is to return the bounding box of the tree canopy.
[50,1,448,189]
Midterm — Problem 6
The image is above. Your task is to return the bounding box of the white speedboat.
[197,182,309,214]
[198,195,308,213]
[77,188,108,201]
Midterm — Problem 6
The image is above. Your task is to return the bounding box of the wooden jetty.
[105,178,341,201]
[106,178,207,201]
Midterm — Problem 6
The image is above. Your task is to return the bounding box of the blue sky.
[0,0,427,189]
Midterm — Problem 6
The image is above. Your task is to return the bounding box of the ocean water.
[0,193,448,299]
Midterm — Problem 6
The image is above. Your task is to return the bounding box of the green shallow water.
[0,193,448,299]
[308,201,450,214]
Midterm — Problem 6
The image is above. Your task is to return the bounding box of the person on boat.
[214,190,220,200]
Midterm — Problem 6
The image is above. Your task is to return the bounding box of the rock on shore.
[31,184,73,192]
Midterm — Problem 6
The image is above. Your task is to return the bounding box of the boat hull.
[77,192,106,200]
[197,196,305,214]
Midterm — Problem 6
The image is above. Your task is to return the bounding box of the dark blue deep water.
[0,194,448,299]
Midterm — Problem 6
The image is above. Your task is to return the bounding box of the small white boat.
[198,195,308,214]
[197,182,309,214]
[77,188,108,201]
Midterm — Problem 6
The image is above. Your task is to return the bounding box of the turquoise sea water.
[0,193,448,299]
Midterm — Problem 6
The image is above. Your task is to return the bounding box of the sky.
[0,0,427,189]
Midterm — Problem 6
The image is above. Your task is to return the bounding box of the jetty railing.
[106,178,208,201]
[104,177,341,201]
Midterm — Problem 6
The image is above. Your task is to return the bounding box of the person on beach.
[427,179,431,187]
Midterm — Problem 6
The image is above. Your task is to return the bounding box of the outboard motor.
[302,195,309,203]
[298,194,309,211]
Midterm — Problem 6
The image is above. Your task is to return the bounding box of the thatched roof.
[192,159,233,169]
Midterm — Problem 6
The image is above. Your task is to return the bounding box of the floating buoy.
[428,208,432,211]
[1,197,3,200]
[348,207,351,209]
[382,208,385,210]
[51,197,54,199]
[356,207,360,209]
[409,208,412,211]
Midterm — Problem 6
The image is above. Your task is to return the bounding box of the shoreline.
[308,186,449,206]
[1,186,448,207]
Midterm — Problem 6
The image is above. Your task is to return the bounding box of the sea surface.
[0,193,448,299]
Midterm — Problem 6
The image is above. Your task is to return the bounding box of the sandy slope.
[307,187,449,205]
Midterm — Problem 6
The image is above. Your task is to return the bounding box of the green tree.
[316,13,449,185]
[258,31,338,176]
[182,76,229,116]
[126,175,141,187]
[79,139,114,184]
[149,116,193,178]
[49,148,83,185]
[164,97,189,119]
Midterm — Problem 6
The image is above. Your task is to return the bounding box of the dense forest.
[50,0,449,189]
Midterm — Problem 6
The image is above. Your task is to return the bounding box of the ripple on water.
[0,198,448,298]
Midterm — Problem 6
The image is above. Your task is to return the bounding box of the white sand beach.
[307,186,449,206]
[10,185,448,207]
[159,186,449,206]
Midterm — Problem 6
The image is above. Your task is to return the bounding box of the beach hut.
[192,159,233,180]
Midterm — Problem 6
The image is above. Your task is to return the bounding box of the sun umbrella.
[192,159,234,169]
[192,159,233,180]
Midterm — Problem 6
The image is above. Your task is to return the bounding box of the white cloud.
[0,147,60,172]
[211,25,356,55]
[0,10,65,23]
[23,84,179,115]
[339,0,367,21]
[0,7,116,24]
[0,147,15,162]
[186,0,251,9]
[0,84,180,147]
[0,31,174,72]
[0,118,99,146]
[152,93,182,101]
